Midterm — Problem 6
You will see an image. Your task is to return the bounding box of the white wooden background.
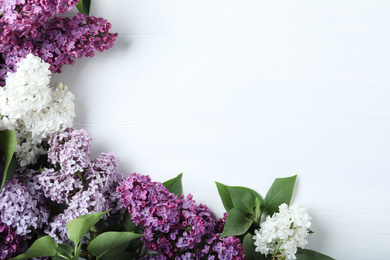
[53,1,390,259]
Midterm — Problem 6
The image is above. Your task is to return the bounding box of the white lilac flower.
[253,203,311,260]
[0,53,75,166]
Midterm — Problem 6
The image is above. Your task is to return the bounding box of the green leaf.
[107,251,135,260]
[123,211,136,232]
[215,181,235,212]
[228,187,257,215]
[163,173,183,196]
[216,182,263,213]
[296,248,335,260]
[76,0,91,15]
[66,210,109,245]
[52,244,74,260]
[262,175,297,216]
[11,236,58,259]
[221,208,253,237]
[88,231,144,260]
[0,129,17,190]
[242,233,268,260]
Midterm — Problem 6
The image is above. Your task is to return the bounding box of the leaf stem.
[272,239,283,260]
[56,253,69,260]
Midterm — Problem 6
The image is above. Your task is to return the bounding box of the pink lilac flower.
[117,173,245,259]
[0,1,118,85]
[0,221,24,260]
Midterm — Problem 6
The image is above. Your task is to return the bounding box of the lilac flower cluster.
[0,221,23,260]
[0,0,118,85]
[47,128,92,176]
[0,168,49,237]
[42,128,124,243]
[118,173,245,260]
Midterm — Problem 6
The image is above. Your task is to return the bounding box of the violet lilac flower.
[42,129,125,242]
[47,128,92,174]
[0,1,118,86]
[0,170,49,237]
[0,221,24,260]
[117,173,245,259]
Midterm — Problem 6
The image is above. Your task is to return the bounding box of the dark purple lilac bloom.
[0,221,24,260]
[117,173,245,259]
[0,0,118,85]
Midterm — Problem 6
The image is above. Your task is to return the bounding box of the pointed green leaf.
[227,187,256,215]
[296,248,335,260]
[242,233,268,260]
[76,0,91,15]
[221,208,253,237]
[262,175,297,216]
[66,210,109,245]
[0,129,17,190]
[216,182,263,213]
[163,173,183,196]
[215,181,234,212]
[52,244,74,260]
[11,236,58,259]
[88,231,144,260]
[123,211,136,232]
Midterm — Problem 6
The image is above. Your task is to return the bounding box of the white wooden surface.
[53,1,390,258]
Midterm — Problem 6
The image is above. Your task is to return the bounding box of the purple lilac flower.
[0,1,118,85]
[45,188,110,243]
[43,129,125,242]
[0,221,24,260]
[38,168,83,204]
[39,128,90,203]
[117,173,245,259]
[86,152,121,193]
[0,0,78,26]
[85,153,125,217]
[47,128,92,175]
[0,171,49,237]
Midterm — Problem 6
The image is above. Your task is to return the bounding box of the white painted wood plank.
[53,1,390,258]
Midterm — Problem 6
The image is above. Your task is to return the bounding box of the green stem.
[272,239,283,260]
[56,253,69,260]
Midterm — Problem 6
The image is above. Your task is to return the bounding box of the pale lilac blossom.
[0,173,49,236]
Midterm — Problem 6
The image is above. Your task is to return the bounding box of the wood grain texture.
[52,1,390,258]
